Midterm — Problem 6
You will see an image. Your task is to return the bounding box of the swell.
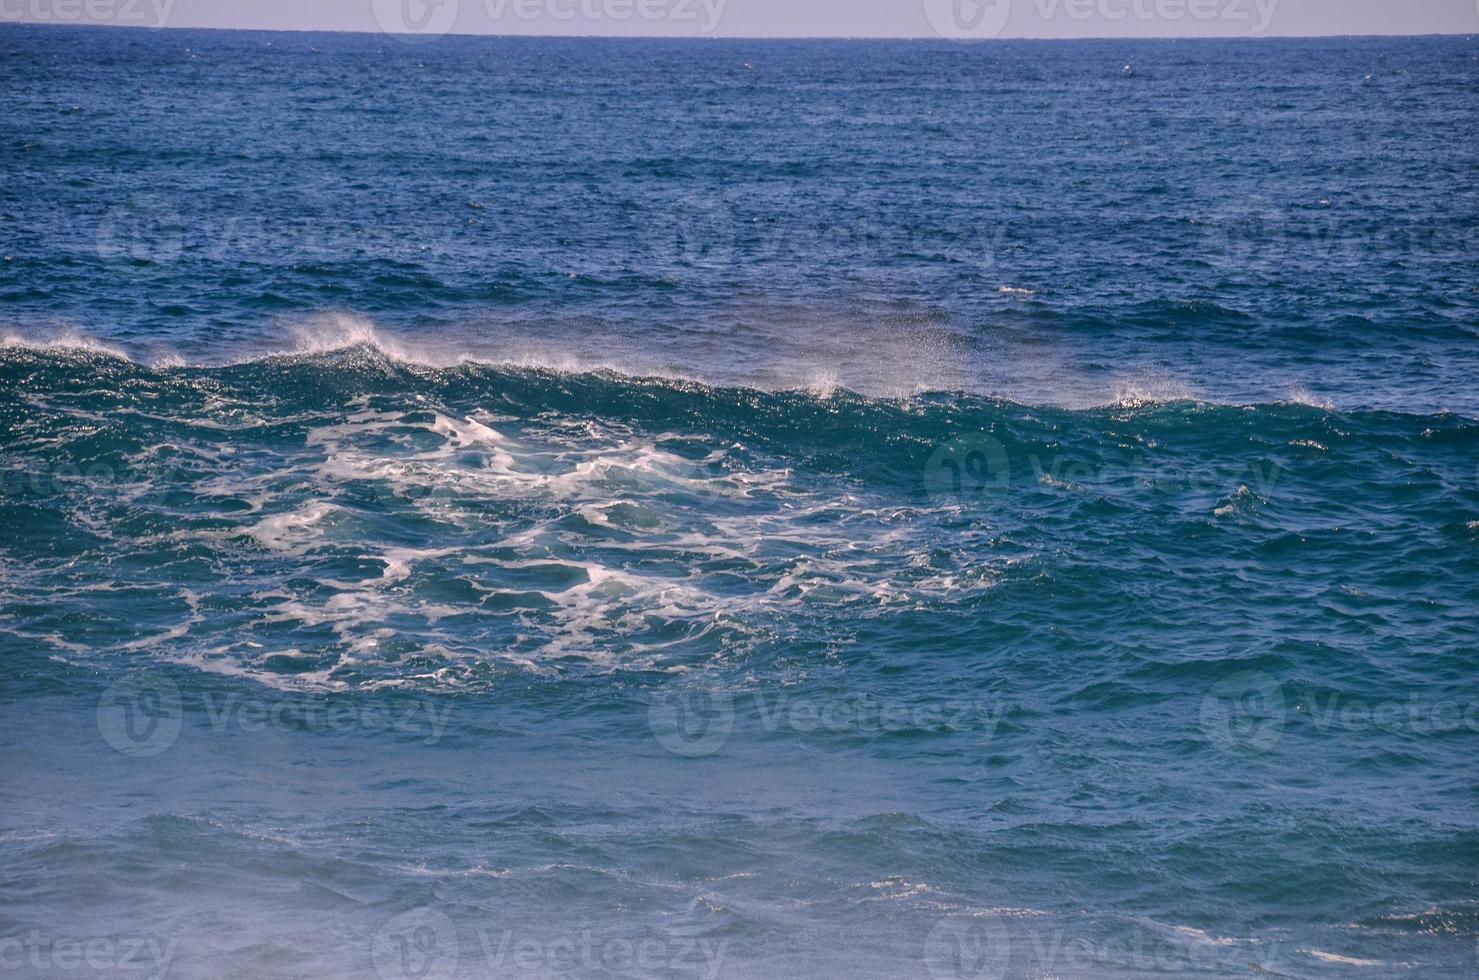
[12,328,1475,693]
[3,330,1474,431]
[6,332,1475,554]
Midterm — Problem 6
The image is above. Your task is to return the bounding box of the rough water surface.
[1,25,1478,979]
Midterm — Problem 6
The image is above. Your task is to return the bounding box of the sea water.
[1,26,1478,978]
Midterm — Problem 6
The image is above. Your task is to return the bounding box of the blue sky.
[3,0,1477,38]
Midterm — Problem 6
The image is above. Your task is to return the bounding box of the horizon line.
[3,21,1476,41]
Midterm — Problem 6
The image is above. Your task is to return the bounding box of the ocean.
[1,24,1477,979]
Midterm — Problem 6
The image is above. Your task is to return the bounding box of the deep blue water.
[2,24,1478,979]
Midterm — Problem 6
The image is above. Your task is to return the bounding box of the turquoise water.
[2,25,1478,979]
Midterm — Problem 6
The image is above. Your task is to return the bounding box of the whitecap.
[1300,949,1391,968]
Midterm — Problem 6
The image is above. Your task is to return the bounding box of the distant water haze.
[1,0,1477,37]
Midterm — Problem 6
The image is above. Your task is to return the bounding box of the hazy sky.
[4,0,1477,39]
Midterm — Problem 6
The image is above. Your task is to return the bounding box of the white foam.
[2,312,1455,415]
[1300,950,1389,968]
[804,370,840,399]
[1,326,131,361]
[361,546,465,584]
[1213,484,1263,519]
[246,501,340,553]
[274,311,439,365]
[5,341,1037,691]
[1287,385,1336,411]
[1111,372,1200,408]
[120,590,202,651]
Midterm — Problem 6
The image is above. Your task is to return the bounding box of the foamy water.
[3,27,1477,980]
